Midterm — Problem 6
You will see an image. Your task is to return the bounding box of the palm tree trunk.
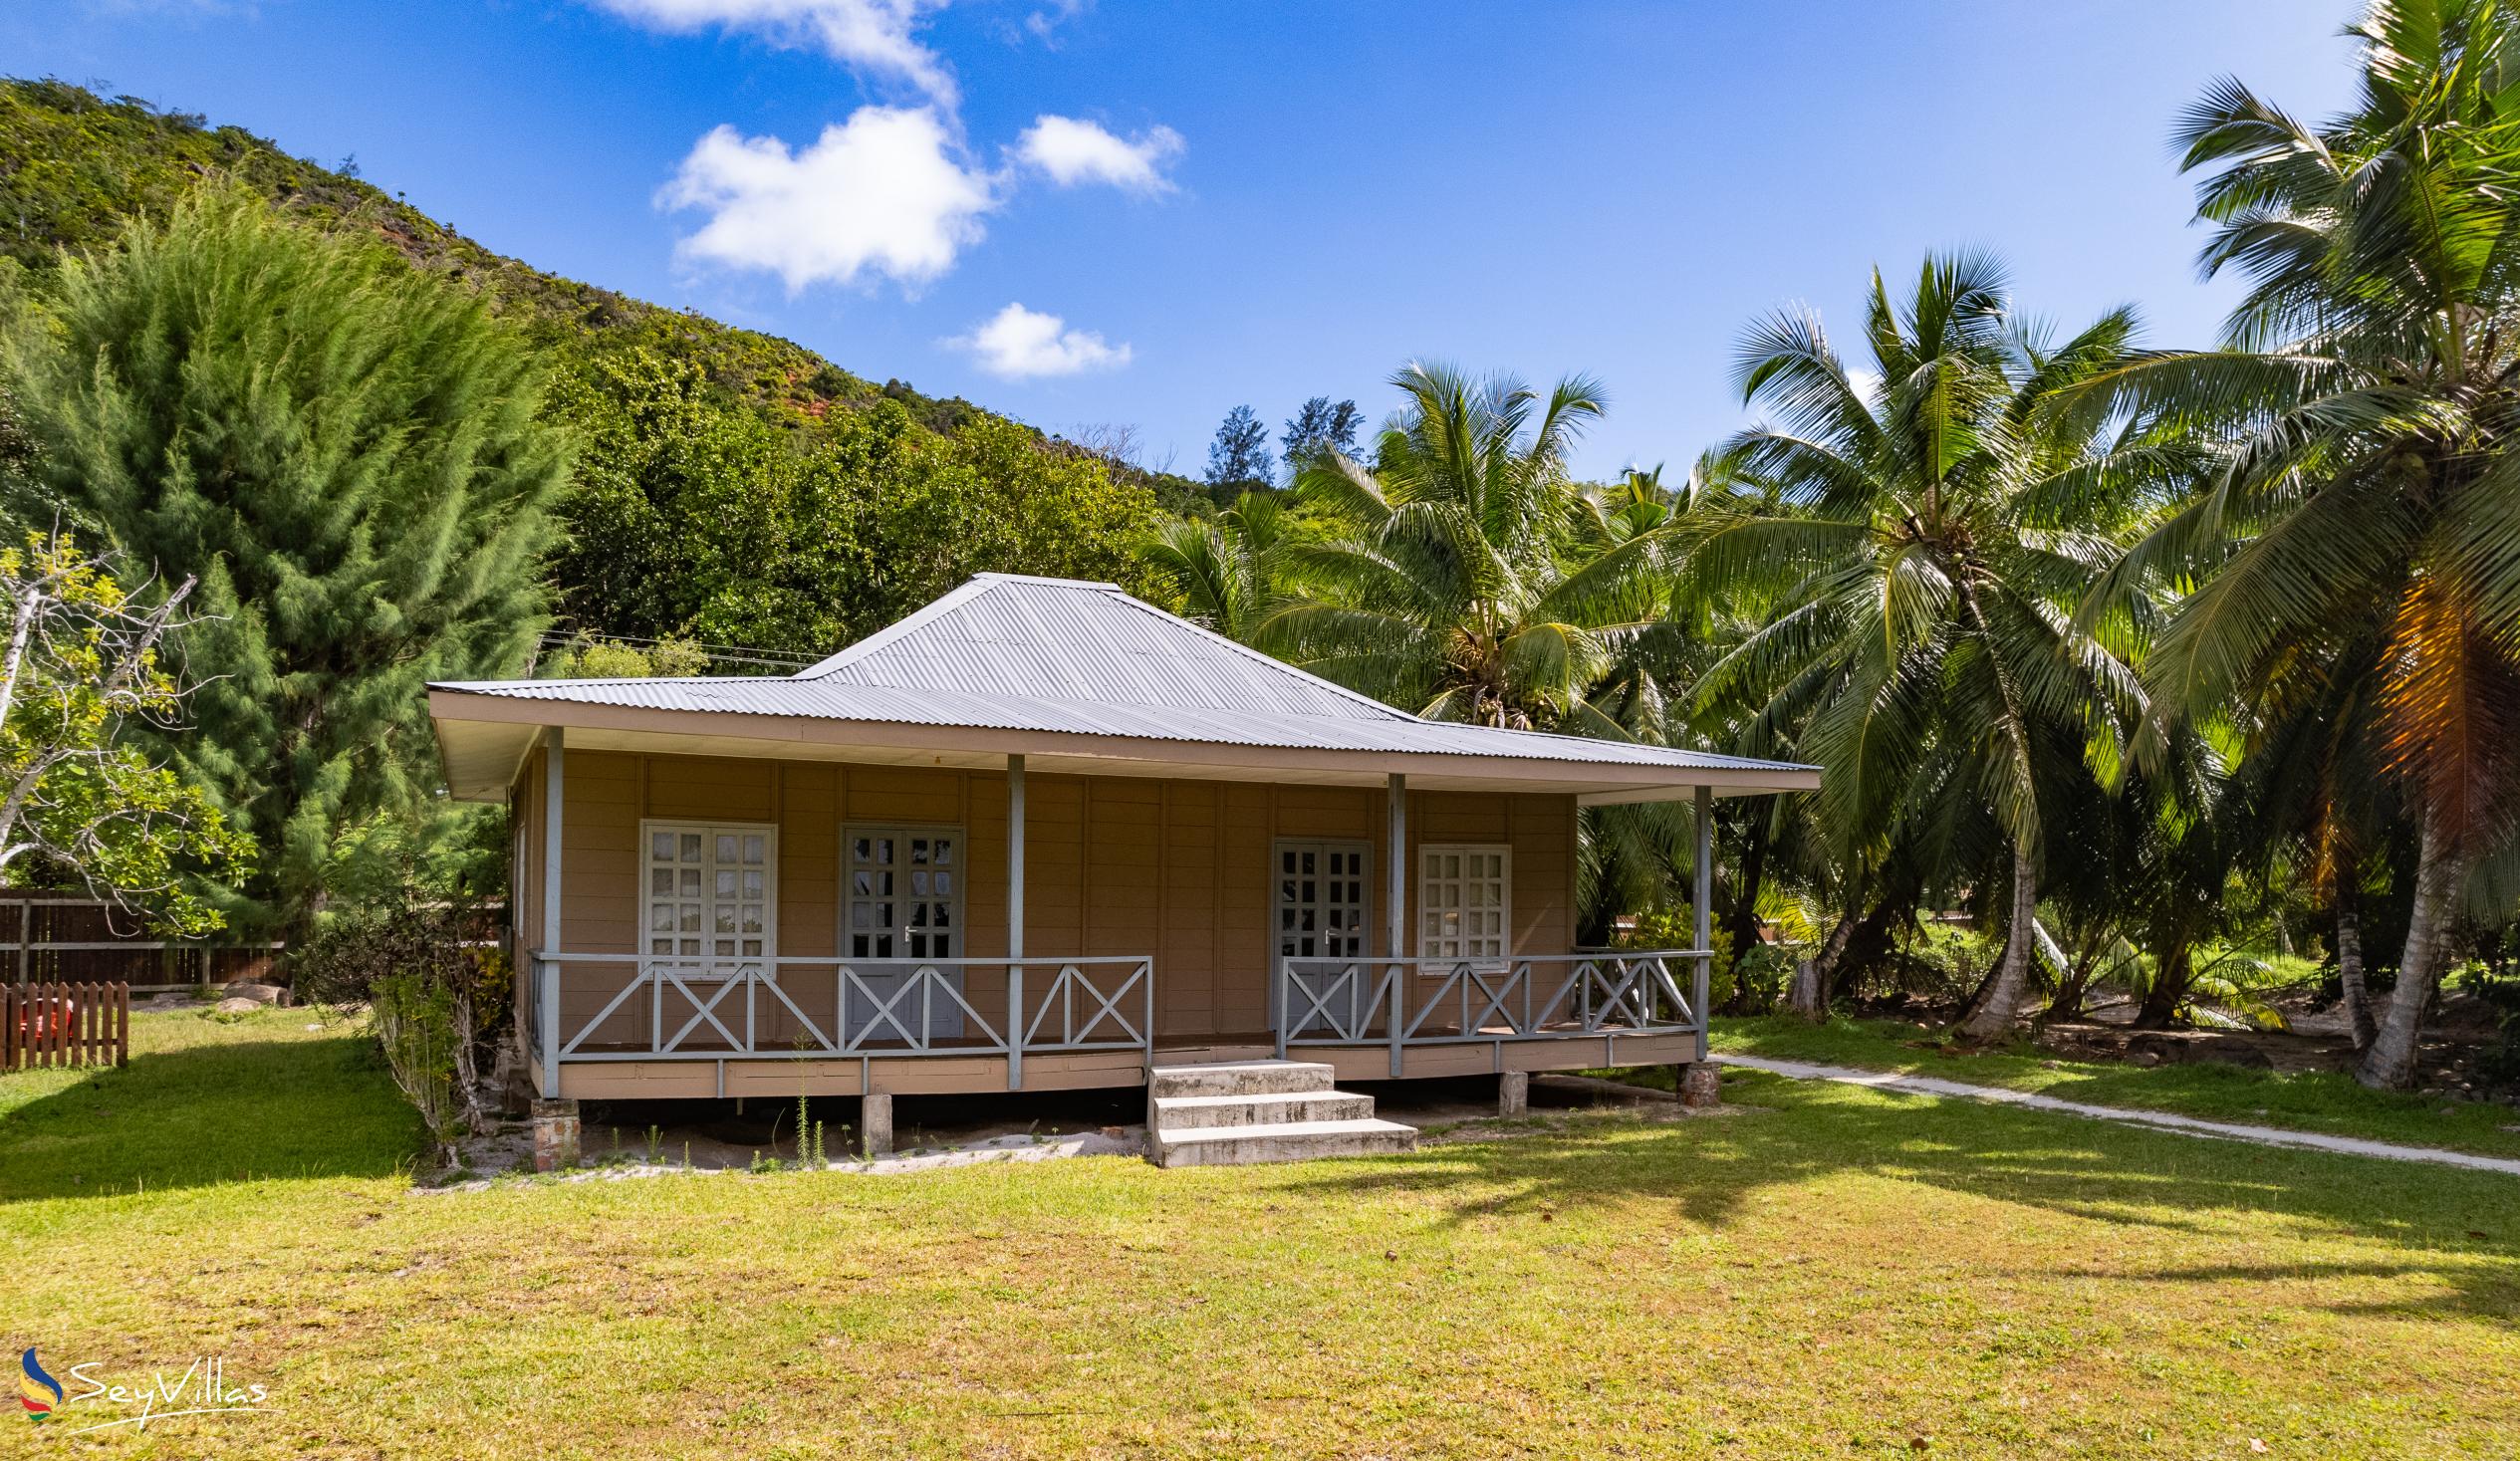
[2357,811,2466,1090]
[1721,819,1770,1012]
[2335,885,2376,1051]
[1957,846,2036,1043]
[1798,903,1861,1019]
[2132,945,2189,1030]
[2038,936,2102,1028]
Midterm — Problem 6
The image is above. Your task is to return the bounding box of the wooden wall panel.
[1157,781,1220,1035]
[1021,776,1086,958]
[842,766,961,826]
[523,752,1586,1047]
[512,746,545,1024]
[1274,785,1376,840]
[963,770,1008,963]
[1085,779,1159,961]
[645,755,775,823]
[1216,785,1273,1030]
[1509,793,1574,957]
[562,750,641,956]
[779,764,840,959]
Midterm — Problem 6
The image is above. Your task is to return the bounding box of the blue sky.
[6,1,2357,480]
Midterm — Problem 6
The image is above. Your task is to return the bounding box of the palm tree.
[1684,253,2162,1041]
[1136,490,1292,645]
[2069,0,2520,1086]
[1272,363,1668,732]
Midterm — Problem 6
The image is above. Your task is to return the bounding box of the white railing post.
[1273,957,1288,1060]
[1386,772,1406,1079]
[1693,785,1713,1063]
[1006,754,1025,1091]
[1386,963,1404,1079]
[540,727,564,1095]
[538,955,560,1098]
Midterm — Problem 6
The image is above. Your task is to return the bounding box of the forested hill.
[0,78,1208,657]
[0,78,992,436]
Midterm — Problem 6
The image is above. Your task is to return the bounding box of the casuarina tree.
[1204,404,1274,490]
[7,191,567,938]
[1281,396,1363,474]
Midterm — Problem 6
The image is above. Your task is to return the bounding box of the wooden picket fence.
[2,981,129,1071]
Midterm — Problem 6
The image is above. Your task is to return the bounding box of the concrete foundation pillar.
[1498,1070,1529,1117]
[861,1091,893,1158]
[531,1097,581,1171]
[1674,1062,1721,1109]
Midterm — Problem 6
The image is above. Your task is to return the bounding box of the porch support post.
[1386,771,1406,1080]
[1006,754,1025,1092]
[1692,784,1712,1064]
[1671,782,1721,1109]
[540,727,564,1099]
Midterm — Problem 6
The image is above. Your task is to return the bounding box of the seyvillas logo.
[19,1348,62,1421]
[11,1349,273,1434]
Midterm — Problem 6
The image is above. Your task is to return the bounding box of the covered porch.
[505,743,1718,1102]
[426,573,1818,1128]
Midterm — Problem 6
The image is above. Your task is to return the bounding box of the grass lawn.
[1,1010,2514,1458]
[1674,1016,2520,1162]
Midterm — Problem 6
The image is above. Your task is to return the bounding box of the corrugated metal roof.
[434,574,1814,777]
[797,573,1405,720]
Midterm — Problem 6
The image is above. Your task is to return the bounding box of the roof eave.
[426,687,1819,800]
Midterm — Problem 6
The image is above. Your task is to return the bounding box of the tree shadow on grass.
[0,1031,420,1203]
[1272,1071,2520,1327]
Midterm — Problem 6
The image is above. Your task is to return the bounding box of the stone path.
[1715,1053,2520,1177]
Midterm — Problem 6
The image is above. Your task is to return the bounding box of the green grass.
[1651,1015,2520,1161]
[2,1011,2516,1457]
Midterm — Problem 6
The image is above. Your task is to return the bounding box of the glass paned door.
[642,823,775,980]
[1273,840,1370,1032]
[845,827,964,1040]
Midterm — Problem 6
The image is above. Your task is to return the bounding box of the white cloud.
[1023,0,1089,43]
[949,303,1131,378]
[593,0,958,107]
[660,107,997,292]
[1014,115,1183,193]
[1846,367,1884,406]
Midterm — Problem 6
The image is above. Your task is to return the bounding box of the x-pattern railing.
[535,953,1153,1063]
[1022,958,1150,1051]
[1278,950,1706,1067]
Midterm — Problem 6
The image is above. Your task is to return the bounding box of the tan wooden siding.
[532,752,1579,1047]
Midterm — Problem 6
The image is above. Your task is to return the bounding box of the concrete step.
[1146,1060,1337,1099]
[1151,1091,1376,1130]
[1152,1116,1419,1168]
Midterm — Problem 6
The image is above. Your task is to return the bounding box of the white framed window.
[641,821,777,977]
[844,826,961,961]
[1420,844,1510,964]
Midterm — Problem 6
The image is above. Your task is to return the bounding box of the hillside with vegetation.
[0,81,943,425]
[0,77,1192,934]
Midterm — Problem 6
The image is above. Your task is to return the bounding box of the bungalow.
[427,574,1817,1166]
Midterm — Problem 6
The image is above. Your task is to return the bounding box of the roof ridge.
[791,574,1423,723]
[970,571,1122,590]
[1096,585,1424,724]
[792,575,1000,680]
[438,673,735,690]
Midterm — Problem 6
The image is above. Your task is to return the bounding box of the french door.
[1272,839,1371,1032]
[641,823,776,981]
[844,826,964,1041]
